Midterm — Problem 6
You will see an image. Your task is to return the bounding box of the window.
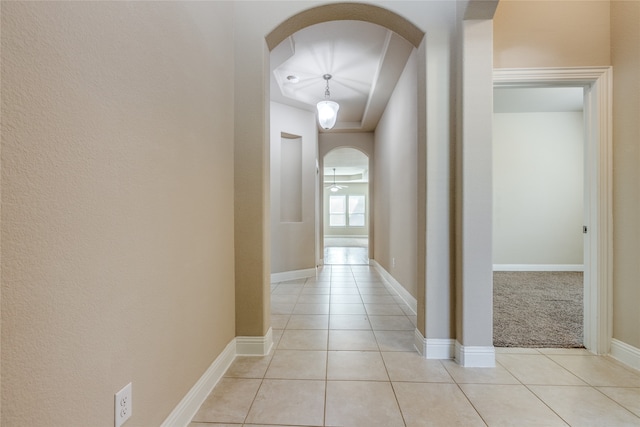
[329,194,366,227]
[329,195,346,227]
[348,195,365,226]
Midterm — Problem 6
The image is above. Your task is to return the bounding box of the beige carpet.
[493,271,584,348]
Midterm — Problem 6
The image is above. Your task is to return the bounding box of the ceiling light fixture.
[326,168,348,192]
[316,74,339,130]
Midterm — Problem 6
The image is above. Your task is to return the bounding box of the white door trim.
[493,67,613,355]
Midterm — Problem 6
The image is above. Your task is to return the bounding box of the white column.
[455,18,495,367]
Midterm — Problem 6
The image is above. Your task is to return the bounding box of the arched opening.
[265,3,424,51]
[234,1,466,363]
[264,3,429,355]
[267,6,424,274]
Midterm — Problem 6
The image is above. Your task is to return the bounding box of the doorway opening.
[493,67,613,355]
[323,148,369,265]
[492,86,585,348]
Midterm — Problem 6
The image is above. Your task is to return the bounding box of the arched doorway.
[260,3,430,357]
[234,1,463,363]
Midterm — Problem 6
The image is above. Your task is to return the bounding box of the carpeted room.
[493,89,586,349]
[493,271,583,347]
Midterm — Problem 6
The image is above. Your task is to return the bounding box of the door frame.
[493,67,613,355]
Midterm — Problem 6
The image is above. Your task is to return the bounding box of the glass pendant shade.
[316,100,340,130]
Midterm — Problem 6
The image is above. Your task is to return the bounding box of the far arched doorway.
[323,148,370,265]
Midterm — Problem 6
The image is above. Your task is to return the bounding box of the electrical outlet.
[392,257,396,268]
[115,382,132,427]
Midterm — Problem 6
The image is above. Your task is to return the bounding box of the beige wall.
[11,4,635,423]
[374,49,419,298]
[493,112,584,266]
[270,102,318,274]
[1,2,236,426]
[495,0,640,350]
[494,0,610,68]
[611,0,640,349]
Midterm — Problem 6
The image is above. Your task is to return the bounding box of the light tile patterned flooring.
[190,265,640,427]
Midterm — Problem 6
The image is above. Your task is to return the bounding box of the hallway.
[189,266,640,426]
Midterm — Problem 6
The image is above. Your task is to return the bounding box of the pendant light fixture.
[316,74,339,130]
[330,168,340,192]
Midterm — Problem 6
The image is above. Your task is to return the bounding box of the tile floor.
[190,265,640,427]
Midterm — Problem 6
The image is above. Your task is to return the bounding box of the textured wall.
[494,0,610,68]
[374,50,419,299]
[1,2,236,425]
[611,0,640,349]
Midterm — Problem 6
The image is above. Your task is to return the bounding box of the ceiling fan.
[326,168,348,192]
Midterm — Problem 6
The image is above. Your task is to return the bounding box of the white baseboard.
[414,329,455,360]
[370,260,417,315]
[161,328,274,427]
[455,341,495,367]
[324,234,368,239]
[427,338,456,359]
[236,327,273,356]
[610,339,640,371]
[493,264,584,272]
[271,268,316,283]
[414,329,426,356]
[160,339,236,427]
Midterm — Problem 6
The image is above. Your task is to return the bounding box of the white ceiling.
[324,147,369,182]
[270,22,584,178]
[270,20,414,133]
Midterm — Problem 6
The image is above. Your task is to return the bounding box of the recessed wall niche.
[280,132,303,222]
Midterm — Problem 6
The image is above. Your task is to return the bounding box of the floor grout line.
[193,265,640,426]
